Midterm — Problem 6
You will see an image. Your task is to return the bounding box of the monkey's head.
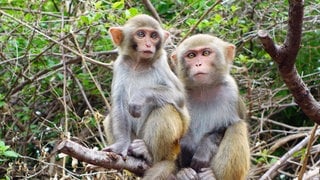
[171,34,235,88]
[109,14,170,62]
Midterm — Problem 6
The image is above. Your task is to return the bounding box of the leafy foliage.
[0,0,319,179]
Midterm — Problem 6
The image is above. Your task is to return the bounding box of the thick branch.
[257,30,281,63]
[284,0,304,59]
[258,0,320,125]
[55,140,150,176]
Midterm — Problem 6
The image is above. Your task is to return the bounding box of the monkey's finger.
[177,168,198,180]
[128,139,152,163]
[131,139,145,146]
[191,160,208,172]
[198,168,216,180]
[128,139,146,154]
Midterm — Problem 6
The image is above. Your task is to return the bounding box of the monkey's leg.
[212,120,250,180]
[140,104,185,180]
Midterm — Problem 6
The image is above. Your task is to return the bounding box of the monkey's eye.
[187,52,196,58]
[202,50,211,56]
[136,30,145,38]
[151,32,159,39]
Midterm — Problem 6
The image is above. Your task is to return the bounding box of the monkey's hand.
[176,168,199,180]
[198,168,216,180]
[128,139,153,165]
[191,132,221,171]
[103,141,130,159]
[190,150,212,172]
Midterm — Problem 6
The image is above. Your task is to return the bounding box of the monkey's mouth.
[194,72,207,76]
[142,50,154,54]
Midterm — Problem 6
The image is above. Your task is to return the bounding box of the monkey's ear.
[163,30,170,41]
[225,44,236,63]
[169,51,178,72]
[170,51,178,67]
[109,27,123,46]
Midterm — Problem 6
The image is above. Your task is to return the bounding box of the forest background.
[0,0,319,179]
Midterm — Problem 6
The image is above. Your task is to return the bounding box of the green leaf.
[230,5,238,13]
[112,0,124,10]
[3,150,19,158]
[0,141,5,147]
[80,16,90,25]
[0,145,10,152]
[214,14,222,23]
[95,1,102,9]
[125,8,139,18]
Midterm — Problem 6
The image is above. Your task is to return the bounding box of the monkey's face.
[174,34,235,88]
[182,46,218,86]
[131,28,161,60]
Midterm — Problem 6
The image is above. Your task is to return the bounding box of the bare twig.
[71,32,111,112]
[180,0,222,43]
[260,130,320,180]
[7,57,81,96]
[298,124,319,179]
[71,32,109,147]
[260,129,320,179]
[0,10,112,69]
[269,133,308,154]
[142,0,162,24]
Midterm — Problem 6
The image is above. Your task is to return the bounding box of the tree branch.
[142,0,162,24]
[260,128,320,179]
[180,0,222,43]
[55,140,150,176]
[258,0,320,125]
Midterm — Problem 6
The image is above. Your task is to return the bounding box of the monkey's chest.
[188,102,238,143]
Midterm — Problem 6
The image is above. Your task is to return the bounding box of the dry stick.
[260,129,320,179]
[179,0,222,43]
[55,140,150,176]
[72,32,109,147]
[71,32,111,111]
[0,10,112,69]
[69,70,105,147]
[9,58,81,96]
[269,133,309,154]
[298,124,319,179]
[0,7,62,18]
[142,0,162,24]
[60,7,69,178]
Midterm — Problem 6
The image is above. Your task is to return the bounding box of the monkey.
[170,34,250,180]
[103,14,190,179]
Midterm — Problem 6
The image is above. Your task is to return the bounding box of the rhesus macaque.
[171,34,250,180]
[103,14,190,179]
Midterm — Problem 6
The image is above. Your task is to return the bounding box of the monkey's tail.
[142,160,177,180]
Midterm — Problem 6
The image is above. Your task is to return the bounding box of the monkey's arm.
[104,92,132,157]
[190,132,224,171]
